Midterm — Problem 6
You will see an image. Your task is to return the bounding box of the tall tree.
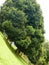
[0,0,44,64]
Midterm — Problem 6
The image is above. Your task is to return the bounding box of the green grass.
[0,32,28,65]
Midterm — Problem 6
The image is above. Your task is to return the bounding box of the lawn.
[0,32,28,65]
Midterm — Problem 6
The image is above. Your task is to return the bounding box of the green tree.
[43,41,49,64]
[0,0,44,64]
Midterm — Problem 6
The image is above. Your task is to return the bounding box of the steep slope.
[0,32,28,65]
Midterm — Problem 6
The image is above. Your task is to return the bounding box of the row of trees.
[0,0,44,65]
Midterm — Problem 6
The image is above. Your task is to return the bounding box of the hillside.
[0,32,28,65]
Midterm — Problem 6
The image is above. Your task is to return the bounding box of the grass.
[0,32,28,65]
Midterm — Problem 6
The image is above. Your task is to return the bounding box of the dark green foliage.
[0,0,44,64]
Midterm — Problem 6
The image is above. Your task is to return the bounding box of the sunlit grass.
[0,32,28,65]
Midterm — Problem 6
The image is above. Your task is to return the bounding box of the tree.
[43,41,49,64]
[37,41,49,65]
[0,0,44,64]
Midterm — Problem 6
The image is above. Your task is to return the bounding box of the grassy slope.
[0,32,28,65]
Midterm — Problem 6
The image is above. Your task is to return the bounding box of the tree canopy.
[0,0,44,64]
